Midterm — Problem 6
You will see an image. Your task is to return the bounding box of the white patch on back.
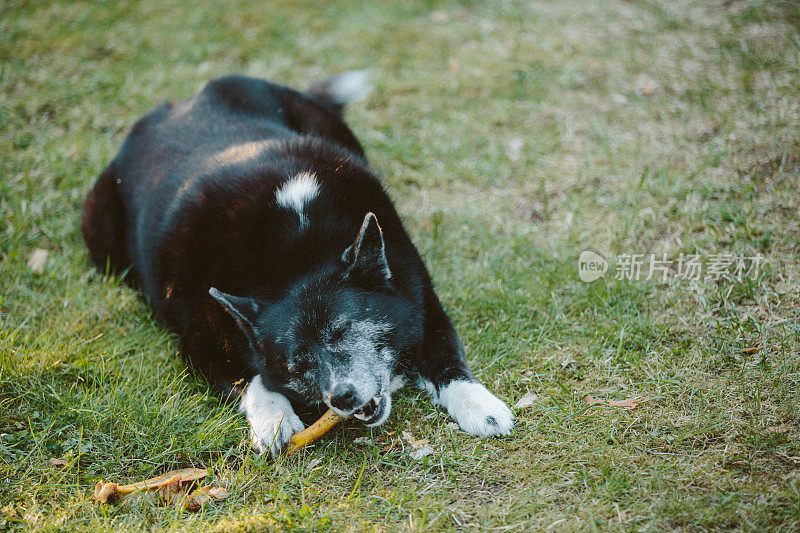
[421,379,514,437]
[275,172,319,229]
[240,374,305,456]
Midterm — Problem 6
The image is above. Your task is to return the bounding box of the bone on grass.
[92,467,208,503]
[156,476,187,507]
[184,485,230,512]
[156,479,229,511]
[285,409,345,455]
[121,479,229,511]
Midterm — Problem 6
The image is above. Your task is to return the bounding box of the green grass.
[2,0,799,530]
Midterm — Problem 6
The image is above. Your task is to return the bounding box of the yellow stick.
[285,409,345,455]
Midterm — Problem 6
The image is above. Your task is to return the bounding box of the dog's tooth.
[373,396,381,405]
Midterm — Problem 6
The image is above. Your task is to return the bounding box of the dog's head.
[209,213,418,427]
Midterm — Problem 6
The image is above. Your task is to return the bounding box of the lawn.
[1,0,799,530]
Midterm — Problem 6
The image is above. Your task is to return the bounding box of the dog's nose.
[329,384,358,411]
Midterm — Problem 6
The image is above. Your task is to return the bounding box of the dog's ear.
[209,287,262,348]
[343,212,392,286]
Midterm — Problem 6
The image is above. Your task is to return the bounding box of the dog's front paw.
[240,375,305,456]
[436,380,514,437]
[249,409,305,457]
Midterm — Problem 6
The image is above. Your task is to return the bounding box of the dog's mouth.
[353,396,381,423]
[351,395,389,426]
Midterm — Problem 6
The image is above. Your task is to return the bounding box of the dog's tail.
[306,70,372,117]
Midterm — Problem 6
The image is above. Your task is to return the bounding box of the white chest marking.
[275,172,319,229]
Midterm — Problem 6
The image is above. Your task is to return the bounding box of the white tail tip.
[326,69,373,104]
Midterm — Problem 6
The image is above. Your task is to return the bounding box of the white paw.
[240,375,305,456]
[434,380,514,437]
[249,408,305,457]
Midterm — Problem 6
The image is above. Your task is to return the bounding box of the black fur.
[82,74,508,446]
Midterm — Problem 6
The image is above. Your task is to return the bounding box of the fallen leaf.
[766,424,791,433]
[430,10,449,23]
[410,445,434,460]
[507,137,524,161]
[514,391,539,409]
[352,437,373,446]
[27,248,49,274]
[402,431,434,459]
[586,59,603,72]
[634,74,659,96]
[375,431,395,444]
[402,431,429,449]
[516,200,545,222]
[584,395,650,410]
[49,458,69,467]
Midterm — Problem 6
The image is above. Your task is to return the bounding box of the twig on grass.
[634,447,703,459]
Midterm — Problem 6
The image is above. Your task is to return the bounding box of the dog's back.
[108,75,372,301]
[83,74,426,391]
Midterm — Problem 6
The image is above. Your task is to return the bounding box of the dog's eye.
[286,350,312,374]
[329,321,351,343]
[287,357,308,374]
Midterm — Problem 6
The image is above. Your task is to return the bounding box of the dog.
[82,71,513,455]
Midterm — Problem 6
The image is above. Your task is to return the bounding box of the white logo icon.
[578,251,608,282]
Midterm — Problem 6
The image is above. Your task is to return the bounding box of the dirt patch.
[454,475,513,505]
[738,148,800,190]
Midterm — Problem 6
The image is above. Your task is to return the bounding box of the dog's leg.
[184,291,307,456]
[81,164,133,278]
[240,374,305,457]
[179,307,258,400]
[415,288,514,437]
[181,308,304,456]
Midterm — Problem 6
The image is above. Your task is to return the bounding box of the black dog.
[82,72,513,455]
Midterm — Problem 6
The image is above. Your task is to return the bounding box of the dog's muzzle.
[352,395,390,426]
[353,396,381,423]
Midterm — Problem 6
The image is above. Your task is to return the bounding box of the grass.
[1,0,799,530]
